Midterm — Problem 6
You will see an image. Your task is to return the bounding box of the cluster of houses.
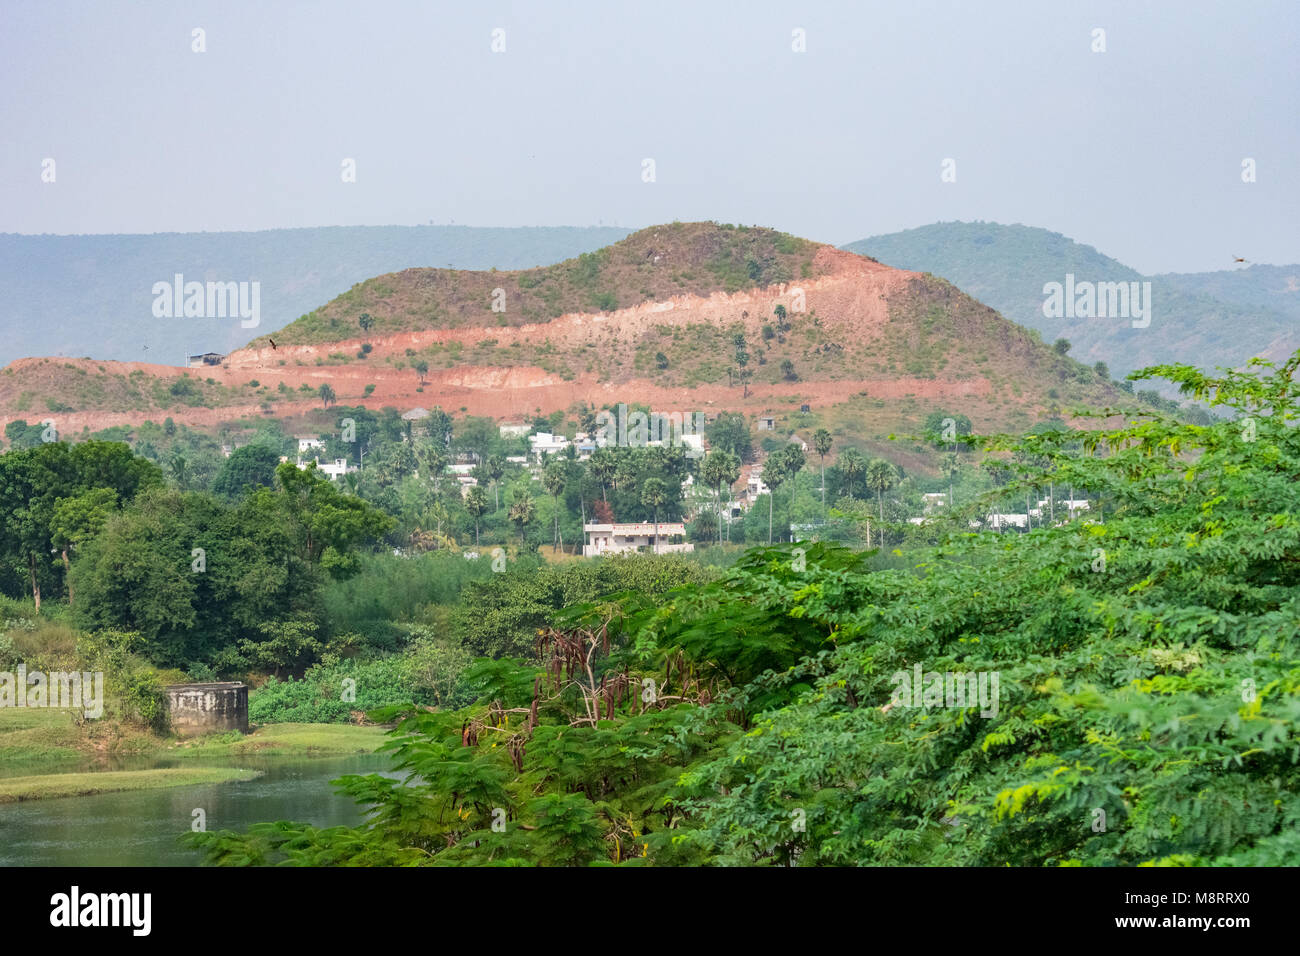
[276,407,1095,555]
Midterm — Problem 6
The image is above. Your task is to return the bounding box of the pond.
[0,753,394,867]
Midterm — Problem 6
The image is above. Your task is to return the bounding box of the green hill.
[845,222,1300,380]
[267,222,828,345]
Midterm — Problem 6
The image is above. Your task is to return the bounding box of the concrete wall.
[164,682,249,736]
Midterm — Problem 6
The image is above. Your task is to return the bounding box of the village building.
[583,522,693,556]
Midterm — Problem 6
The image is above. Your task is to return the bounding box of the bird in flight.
[268,337,277,350]
[1233,256,1248,264]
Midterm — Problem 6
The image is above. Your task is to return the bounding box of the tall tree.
[465,486,489,547]
[940,452,961,510]
[838,447,866,501]
[762,444,806,544]
[543,461,567,552]
[483,454,506,510]
[813,429,833,512]
[866,458,897,528]
[640,478,668,552]
[588,448,617,503]
[507,490,537,547]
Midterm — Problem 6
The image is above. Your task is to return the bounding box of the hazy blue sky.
[3,0,1296,273]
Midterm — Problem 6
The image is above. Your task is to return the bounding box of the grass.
[0,767,261,803]
[0,708,86,766]
[0,708,385,769]
[165,722,387,757]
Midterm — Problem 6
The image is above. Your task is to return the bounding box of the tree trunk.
[62,549,72,606]
[768,492,773,545]
[717,485,724,545]
[29,554,40,613]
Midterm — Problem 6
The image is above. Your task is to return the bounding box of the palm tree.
[763,445,806,544]
[483,454,505,509]
[414,360,429,386]
[866,458,897,527]
[838,447,866,500]
[589,448,617,503]
[940,452,961,510]
[543,461,567,552]
[168,453,192,491]
[640,477,668,552]
[358,312,373,340]
[465,486,488,546]
[318,383,336,409]
[813,429,833,511]
[507,490,536,546]
[700,449,740,545]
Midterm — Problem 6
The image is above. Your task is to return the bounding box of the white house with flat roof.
[529,432,570,458]
[583,522,693,556]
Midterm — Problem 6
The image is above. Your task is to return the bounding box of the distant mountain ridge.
[0,225,633,368]
[844,222,1300,380]
[1,223,1157,471]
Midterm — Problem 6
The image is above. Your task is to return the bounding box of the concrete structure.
[986,513,1029,530]
[583,522,693,556]
[529,432,571,457]
[921,492,949,512]
[297,437,325,455]
[164,682,248,736]
[499,423,531,438]
[402,407,430,421]
[187,352,224,368]
[297,456,356,479]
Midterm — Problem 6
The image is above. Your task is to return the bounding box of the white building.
[529,432,570,458]
[985,513,1029,530]
[307,457,355,479]
[499,423,531,438]
[297,437,325,455]
[583,522,694,556]
[921,492,948,512]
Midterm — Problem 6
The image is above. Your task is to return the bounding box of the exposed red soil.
[2,247,1002,435]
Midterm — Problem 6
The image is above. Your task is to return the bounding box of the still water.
[0,754,394,866]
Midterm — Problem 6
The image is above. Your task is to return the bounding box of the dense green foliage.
[190,352,1300,866]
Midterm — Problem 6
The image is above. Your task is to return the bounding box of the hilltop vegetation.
[270,222,827,344]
